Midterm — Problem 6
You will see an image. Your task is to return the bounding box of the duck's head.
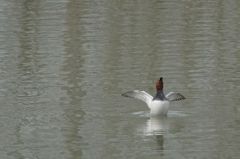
[156,77,163,91]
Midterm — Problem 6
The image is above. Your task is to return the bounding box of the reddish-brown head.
[156,77,163,91]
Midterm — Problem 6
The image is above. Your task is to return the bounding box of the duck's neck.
[153,90,166,100]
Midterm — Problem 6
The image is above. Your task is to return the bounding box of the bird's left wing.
[122,90,153,107]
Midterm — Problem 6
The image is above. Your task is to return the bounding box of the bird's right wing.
[122,90,153,107]
[166,92,185,101]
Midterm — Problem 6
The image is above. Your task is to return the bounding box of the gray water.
[0,1,240,159]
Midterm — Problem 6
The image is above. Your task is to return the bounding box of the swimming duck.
[122,77,185,116]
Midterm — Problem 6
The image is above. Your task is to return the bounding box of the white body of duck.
[122,77,185,116]
[150,100,169,116]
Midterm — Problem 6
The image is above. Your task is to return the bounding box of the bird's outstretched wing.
[166,92,185,101]
[122,90,153,107]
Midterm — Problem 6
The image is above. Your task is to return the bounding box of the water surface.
[0,0,239,159]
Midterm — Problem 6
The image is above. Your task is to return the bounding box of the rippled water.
[0,1,239,159]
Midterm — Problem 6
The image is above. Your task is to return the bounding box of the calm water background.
[0,0,240,159]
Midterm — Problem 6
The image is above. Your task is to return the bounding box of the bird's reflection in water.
[145,116,169,135]
[144,116,169,151]
[156,134,164,151]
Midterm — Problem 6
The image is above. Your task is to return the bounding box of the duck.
[122,77,185,116]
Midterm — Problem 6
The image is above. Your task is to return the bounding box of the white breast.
[149,100,170,116]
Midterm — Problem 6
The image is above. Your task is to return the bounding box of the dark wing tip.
[177,95,186,101]
[121,91,132,97]
[121,93,127,97]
